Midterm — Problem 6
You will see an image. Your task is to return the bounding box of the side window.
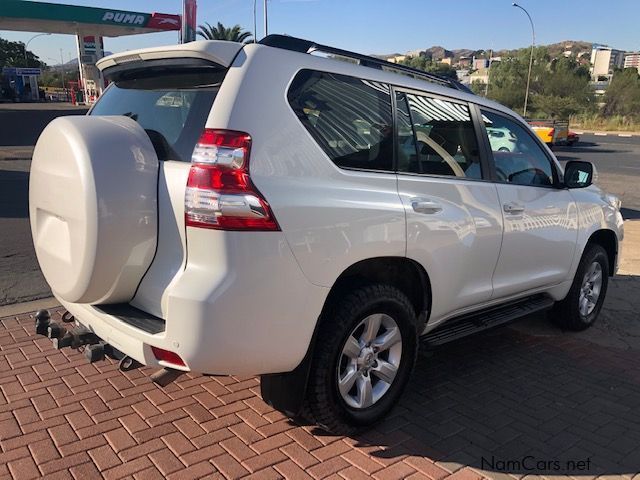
[288,70,393,171]
[401,93,483,179]
[481,110,555,187]
[395,92,418,173]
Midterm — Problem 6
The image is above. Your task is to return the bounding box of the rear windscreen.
[90,68,224,162]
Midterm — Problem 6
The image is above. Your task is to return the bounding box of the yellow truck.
[528,119,569,148]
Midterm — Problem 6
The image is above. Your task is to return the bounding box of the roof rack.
[258,34,474,94]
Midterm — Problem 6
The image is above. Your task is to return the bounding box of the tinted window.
[288,70,393,171]
[395,92,418,172]
[481,110,555,187]
[401,93,482,179]
[91,70,222,162]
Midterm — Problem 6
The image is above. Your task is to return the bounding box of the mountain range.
[376,40,594,61]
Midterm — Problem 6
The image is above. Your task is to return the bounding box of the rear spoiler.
[96,40,243,72]
[99,58,223,83]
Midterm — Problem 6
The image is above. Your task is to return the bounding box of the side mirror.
[564,160,593,188]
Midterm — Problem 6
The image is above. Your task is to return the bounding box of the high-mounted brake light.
[185,129,279,231]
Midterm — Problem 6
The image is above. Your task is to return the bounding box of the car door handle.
[503,202,525,214]
[411,198,443,214]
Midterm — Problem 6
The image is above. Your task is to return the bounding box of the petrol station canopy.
[0,0,181,36]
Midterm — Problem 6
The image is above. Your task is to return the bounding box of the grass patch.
[569,114,640,132]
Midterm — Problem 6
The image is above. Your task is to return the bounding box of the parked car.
[487,126,517,152]
[567,130,580,146]
[29,35,624,433]
[529,119,569,147]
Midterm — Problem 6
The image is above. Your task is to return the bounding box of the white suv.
[29,36,623,433]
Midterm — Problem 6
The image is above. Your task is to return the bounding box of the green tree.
[603,68,640,118]
[486,46,594,118]
[470,81,488,96]
[38,66,79,88]
[196,22,252,43]
[398,56,457,79]
[0,37,44,68]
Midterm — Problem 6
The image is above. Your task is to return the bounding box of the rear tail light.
[549,128,555,137]
[185,129,279,231]
[151,346,186,367]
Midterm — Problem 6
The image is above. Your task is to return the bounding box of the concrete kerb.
[0,296,60,317]
[618,219,640,276]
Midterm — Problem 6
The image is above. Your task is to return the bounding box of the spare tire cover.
[29,115,159,304]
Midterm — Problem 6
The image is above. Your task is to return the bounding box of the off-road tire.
[552,244,609,331]
[305,284,419,434]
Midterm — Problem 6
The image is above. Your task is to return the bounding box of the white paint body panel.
[491,184,578,298]
[397,176,503,323]
[31,41,624,376]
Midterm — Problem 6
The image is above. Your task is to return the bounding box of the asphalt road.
[0,105,87,305]
[0,106,638,305]
[554,134,640,217]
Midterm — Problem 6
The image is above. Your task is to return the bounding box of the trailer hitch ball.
[34,309,51,336]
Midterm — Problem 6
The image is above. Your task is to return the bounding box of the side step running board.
[422,294,554,347]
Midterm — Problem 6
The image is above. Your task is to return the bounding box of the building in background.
[387,55,407,64]
[457,56,472,68]
[624,52,640,73]
[1,67,41,100]
[473,58,489,70]
[590,45,625,81]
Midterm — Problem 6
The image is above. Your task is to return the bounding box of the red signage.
[147,12,181,30]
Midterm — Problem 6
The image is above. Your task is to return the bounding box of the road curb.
[573,131,640,137]
[0,297,59,318]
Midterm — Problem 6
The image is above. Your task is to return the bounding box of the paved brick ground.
[1,292,640,479]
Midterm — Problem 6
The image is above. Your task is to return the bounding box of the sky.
[1,0,639,65]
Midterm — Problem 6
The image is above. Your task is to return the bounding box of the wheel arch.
[260,256,431,417]
[320,256,432,327]
[586,229,618,276]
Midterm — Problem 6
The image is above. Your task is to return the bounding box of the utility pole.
[485,49,493,97]
[512,2,535,118]
[60,48,66,95]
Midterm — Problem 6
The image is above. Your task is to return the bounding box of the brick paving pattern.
[1,306,640,479]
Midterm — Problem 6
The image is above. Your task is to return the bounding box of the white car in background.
[487,126,517,152]
[29,35,623,433]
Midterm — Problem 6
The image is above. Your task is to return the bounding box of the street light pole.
[512,2,535,118]
[263,0,268,38]
[24,33,51,63]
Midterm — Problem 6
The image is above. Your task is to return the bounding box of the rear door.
[394,89,503,322]
[90,59,226,317]
[478,108,577,298]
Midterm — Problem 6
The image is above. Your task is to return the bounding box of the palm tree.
[197,22,253,43]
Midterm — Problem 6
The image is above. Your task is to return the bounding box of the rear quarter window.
[287,69,394,172]
[91,68,223,162]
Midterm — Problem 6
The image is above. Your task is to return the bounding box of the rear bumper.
[61,230,329,376]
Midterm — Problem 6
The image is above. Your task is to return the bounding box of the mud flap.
[260,335,316,417]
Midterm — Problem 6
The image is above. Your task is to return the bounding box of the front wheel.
[552,244,609,331]
[305,285,419,434]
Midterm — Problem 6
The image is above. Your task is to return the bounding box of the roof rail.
[258,34,474,94]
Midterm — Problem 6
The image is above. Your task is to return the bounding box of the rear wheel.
[305,285,419,434]
[552,245,609,331]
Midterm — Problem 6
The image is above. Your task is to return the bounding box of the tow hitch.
[34,309,183,387]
